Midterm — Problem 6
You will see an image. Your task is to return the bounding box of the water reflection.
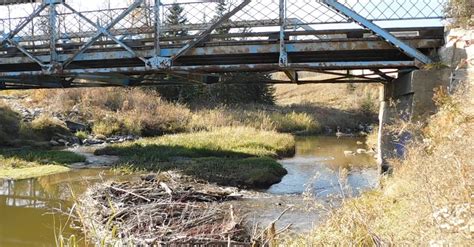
[0,169,113,247]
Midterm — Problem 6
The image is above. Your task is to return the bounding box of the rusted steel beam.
[0,61,417,77]
[5,26,444,44]
[0,38,442,65]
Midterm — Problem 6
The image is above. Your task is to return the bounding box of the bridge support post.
[377,69,451,173]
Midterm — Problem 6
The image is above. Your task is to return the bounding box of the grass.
[95,127,294,188]
[0,149,86,179]
[0,165,71,180]
[12,86,377,138]
[281,82,473,245]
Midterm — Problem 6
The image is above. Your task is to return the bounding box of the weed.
[75,131,89,141]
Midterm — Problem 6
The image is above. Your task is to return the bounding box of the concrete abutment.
[377,69,451,173]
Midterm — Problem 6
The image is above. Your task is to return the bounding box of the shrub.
[92,115,122,136]
[359,92,377,115]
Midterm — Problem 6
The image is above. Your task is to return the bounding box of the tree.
[164,3,188,37]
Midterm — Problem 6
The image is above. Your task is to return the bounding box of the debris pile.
[78,172,250,246]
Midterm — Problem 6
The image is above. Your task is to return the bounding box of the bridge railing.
[0,0,446,39]
[0,0,446,75]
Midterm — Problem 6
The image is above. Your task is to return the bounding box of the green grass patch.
[0,149,85,179]
[96,127,295,159]
[0,165,70,180]
[95,127,294,188]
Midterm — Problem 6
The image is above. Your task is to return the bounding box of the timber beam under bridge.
[0,0,446,89]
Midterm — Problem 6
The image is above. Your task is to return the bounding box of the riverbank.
[0,149,85,179]
[95,127,295,189]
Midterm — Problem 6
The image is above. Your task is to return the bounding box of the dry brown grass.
[29,88,191,136]
[5,77,379,138]
[273,72,380,112]
[282,82,473,245]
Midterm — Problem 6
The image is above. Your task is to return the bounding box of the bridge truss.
[0,0,446,89]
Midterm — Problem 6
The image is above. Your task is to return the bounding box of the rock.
[83,139,105,146]
[57,138,67,144]
[141,174,157,182]
[344,150,355,156]
[49,140,60,146]
[65,120,87,132]
[95,134,107,141]
[356,141,363,145]
[356,148,367,154]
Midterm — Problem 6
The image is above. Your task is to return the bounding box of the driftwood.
[78,172,250,246]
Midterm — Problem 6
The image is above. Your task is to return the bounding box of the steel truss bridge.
[0,0,446,89]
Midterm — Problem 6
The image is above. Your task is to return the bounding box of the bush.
[35,88,191,137]
[359,92,377,115]
[155,73,276,106]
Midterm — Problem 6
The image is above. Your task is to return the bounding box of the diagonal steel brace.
[4,37,46,67]
[62,2,147,65]
[0,3,47,45]
[170,0,251,62]
[323,0,433,65]
[62,0,145,68]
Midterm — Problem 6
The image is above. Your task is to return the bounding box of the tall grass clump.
[0,101,21,145]
[33,88,191,137]
[445,0,473,27]
[189,106,321,134]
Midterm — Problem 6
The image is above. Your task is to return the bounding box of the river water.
[0,136,377,246]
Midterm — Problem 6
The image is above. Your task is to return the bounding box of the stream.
[0,136,377,246]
